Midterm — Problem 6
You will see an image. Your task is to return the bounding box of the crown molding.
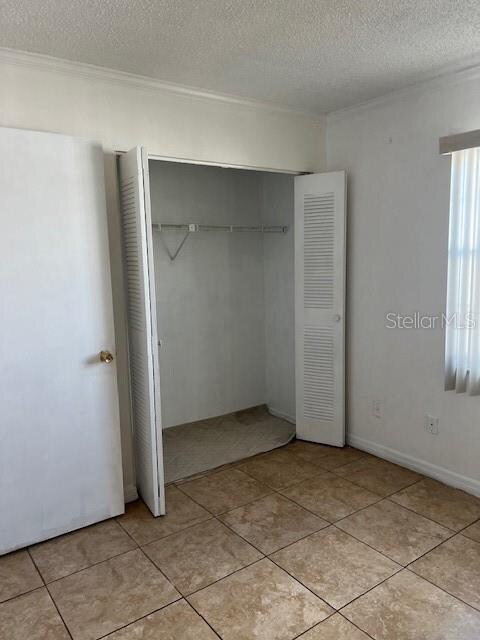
[327,59,480,124]
[0,47,324,122]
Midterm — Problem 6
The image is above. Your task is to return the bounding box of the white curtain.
[445,148,480,395]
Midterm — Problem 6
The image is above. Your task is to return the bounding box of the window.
[445,147,480,395]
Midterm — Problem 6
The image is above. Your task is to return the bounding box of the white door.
[118,148,165,517]
[295,171,346,446]
[0,127,124,554]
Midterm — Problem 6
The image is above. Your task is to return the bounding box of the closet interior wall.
[148,160,295,428]
[262,173,295,423]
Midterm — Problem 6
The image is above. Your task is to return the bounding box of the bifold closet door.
[119,147,165,516]
[0,127,123,554]
[295,171,346,446]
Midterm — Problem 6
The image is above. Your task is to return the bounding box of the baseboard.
[123,484,138,503]
[267,406,296,425]
[348,434,480,498]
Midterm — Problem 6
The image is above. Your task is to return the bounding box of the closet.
[119,147,346,516]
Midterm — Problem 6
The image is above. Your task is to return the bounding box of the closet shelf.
[152,222,289,233]
[152,222,289,261]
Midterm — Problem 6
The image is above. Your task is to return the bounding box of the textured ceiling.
[1,0,480,113]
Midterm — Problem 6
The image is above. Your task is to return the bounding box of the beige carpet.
[163,405,295,483]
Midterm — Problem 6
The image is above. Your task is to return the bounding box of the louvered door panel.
[295,172,346,446]
[304,193,335,309]
[303,326,335,421]
[119,147,165,517]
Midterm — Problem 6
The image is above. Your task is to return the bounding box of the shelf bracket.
[159,229,191,261]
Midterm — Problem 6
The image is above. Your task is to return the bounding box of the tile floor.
[2,442,480,639]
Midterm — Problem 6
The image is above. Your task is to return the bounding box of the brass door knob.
[100,350,114,364]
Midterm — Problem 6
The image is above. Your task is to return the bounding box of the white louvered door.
[295,171,346,446]
[119,147,165,516]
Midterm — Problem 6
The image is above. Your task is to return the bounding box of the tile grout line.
[36,541,183,640]
[25,549,46,588]
[0,547,47,607]
[76,545,190,640]
[289,609,339,640]
[176,484,336,611]
[183,540,338,629]
[457,517,480,538]
[173,462,246,486]
[44,583,76,640]
[330,519,456,572]
[272,484,384,525]
[326,475,456,531]
[234,449,431,523]
[157,487,267,558]
[174,481,275,518]
[36,544,141,588]
[157,483,322,609]
[26,547,74,640]
[161,482,340,613]
[264,484,423,568]
[108,496,268,638]
[268,549,391,614]
[218,509,326,557]
[72,516,192,639]
[135,525,265,602]
[180,599,223,639]
[403,528,459,568]
[0,584,47,608]
[337,611,377,640]
[176,463,273,489]
[115,502,214,546]
[170,482,273,556]
[328,487,468,568]
[139,514,216,546]
[404,521,480,611]
[384,495,462,531]
[93,599,184,640]
[404,566,480,614]
[238,467,328,493]
[172,436,299,486]
[235,443,337,488]
[174,444,419,514]
[331,473,425,498]
[25,547,74,640]
[330,522,407,567]
[335,561,480,624]
[184,557,266,599]
[136,543,183,594]
[335,565,406,614]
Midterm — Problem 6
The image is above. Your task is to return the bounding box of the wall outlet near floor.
[425,414,439,435]
[372,399,384,419]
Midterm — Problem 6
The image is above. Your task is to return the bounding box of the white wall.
[149,161,266,427]
[326,70,480,494]
[262,174,296,422]
[0,49,324,497]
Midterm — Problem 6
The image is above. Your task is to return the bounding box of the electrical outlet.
[426,414,439,435]
[372,400,384,419]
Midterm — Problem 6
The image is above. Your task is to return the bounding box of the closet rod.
[152,222,289,233]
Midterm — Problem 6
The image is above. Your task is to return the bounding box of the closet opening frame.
[118,147,305,512]
[146,152,305,176]
[144,150,303,432]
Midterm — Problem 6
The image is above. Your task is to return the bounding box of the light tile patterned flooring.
[2,442,480,639]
